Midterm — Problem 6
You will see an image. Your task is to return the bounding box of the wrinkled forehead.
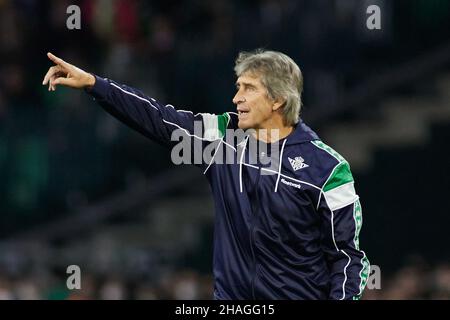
[236,71,265,87]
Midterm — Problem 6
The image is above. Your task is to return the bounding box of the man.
[42,49,370,300]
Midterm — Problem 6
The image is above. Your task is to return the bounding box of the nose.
[233,91,245,105]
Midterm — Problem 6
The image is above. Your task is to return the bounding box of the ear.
[272,98,286,112]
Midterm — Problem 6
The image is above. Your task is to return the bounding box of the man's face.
[233,72,277,130]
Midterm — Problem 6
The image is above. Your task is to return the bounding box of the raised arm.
[42,53,235,169]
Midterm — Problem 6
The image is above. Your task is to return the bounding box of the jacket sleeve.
[86,75,233,169]
[318,160,370,300]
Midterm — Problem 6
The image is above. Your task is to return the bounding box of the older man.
[43,49,369,300]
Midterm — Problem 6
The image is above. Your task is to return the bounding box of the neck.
[253,124,294,143]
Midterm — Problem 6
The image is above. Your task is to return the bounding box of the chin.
[238,121,252,130]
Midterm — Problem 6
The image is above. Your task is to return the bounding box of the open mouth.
[238,110,249,116]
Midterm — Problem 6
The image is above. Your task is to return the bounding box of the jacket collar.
[239,120,319,147]
[284,120,320,146]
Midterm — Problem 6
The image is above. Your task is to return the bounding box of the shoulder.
[307,140,355,190]
[309,140,359,210]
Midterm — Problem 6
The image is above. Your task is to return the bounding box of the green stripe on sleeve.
[353,199,370,300]
[323,162,354,192]
[312,140,346,163]
[217,113,230,138]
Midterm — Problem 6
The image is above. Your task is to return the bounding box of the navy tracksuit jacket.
[87,75,370,300]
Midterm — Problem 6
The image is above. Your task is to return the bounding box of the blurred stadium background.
[0,0,449,299]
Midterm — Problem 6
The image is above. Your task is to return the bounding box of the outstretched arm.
[42,53,234,169]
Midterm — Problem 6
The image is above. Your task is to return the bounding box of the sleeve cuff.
[85,75,110,101]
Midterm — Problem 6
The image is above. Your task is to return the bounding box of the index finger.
[47,52,70,68]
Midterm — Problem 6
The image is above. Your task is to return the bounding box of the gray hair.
[234,49,303,126]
